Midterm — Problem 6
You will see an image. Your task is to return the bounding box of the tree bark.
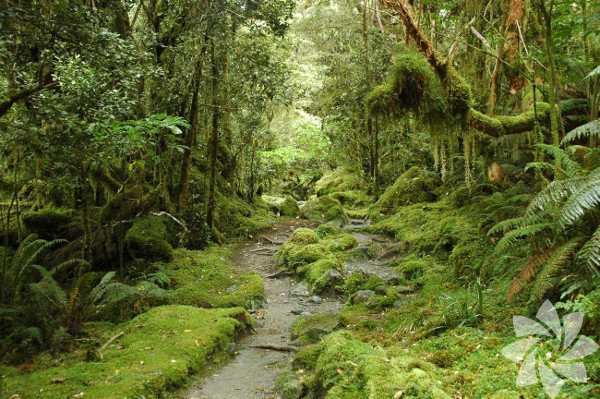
[0,82,58,118]
[206,40,220,235]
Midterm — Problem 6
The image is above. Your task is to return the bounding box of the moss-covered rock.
[124,215,174,262]
[289,228,319,244]
[280,196,300,217]
[374,167,440,214]
[329,190,372,209]
[325,234,358,252]
[215,194,274,240]
[315,168,363,196]
[291,312,342,344]
[315,222,344,238]
[300,195,348,225]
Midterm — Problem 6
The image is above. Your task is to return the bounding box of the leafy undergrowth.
[167,246,264,309]
[0,306,253,399]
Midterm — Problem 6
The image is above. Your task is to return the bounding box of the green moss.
[167,247,263,309]
[280,196,300,217]
[315,222,344,238]
[329,191,372,209]
[325,234,358,252]
[374,167,439,214]
[291,312,342,344]
[315,168,363,196]
[22,208,74,239]
[301,195,348,225]
[290,228,319,244]
[215,194,274,240]
[124,215,174,262]
[0,306,253,399]
[278,240,328,271]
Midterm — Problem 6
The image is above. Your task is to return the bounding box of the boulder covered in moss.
[280,196,300,217]
[375,166,440,214]
[314,222,343,238]
[300,195,348,225]
[291,312,342,344]
[125,215,174,262]
[289,228,319,244]
[22,208,74,239]
[315,168,363,196]
[329,190,372,209]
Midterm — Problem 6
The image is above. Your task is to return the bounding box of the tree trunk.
[206,40,220,236]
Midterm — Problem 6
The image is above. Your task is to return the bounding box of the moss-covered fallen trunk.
[0,306,253,399]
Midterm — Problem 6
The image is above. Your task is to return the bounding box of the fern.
[493,222,552,254]
[576,226,600,277]
[561,119,600,144]
[507,247,556,302]
[531,239,581,300]
[535,143,583,178]
[555,179,600,230]
[487,215,537,236]
[525,161,568,178]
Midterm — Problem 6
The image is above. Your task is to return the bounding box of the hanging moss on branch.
[468,103,552,138]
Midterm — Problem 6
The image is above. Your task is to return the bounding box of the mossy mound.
[315,222,344,238]
[124,215,174,262]
[22,208,74,239]
[280,196,300,217]
[300,195,348,225]
[325,233,358,252]
[0,306,253,398]
[291,312,343,344]
[167,246,263,309]
[298,330,451,399]
[315,168,363,196]
[215,194,274,240]
[290,227,320,244]
[329,190,372,209]
[374,167,439,214]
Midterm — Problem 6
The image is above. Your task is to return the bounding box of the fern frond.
[535,144,583,178]
[531,239,581,300]
[507,247,556,302]
[526,174,596,214]
[50,259,91,277]
[525,162,568,178]
[561,119,600,144]
[488,215,534,236]
[575,226,600,278]
[494,223,553,253]
[556,179,600,230]
[20,326,43,344]
[28,265,68,310]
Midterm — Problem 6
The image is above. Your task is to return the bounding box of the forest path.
[179,219,344,399]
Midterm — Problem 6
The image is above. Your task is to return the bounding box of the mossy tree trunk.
[206,39,220,238]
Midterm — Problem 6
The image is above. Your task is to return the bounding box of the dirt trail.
[180,219,343,399]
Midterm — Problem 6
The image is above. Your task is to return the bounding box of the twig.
[100,331,124,352]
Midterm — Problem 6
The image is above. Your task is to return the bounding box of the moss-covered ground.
[167,246,264,309]
[0,306,253,399]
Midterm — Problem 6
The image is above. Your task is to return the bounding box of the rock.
[300,311,311,317]
[328,269,342,279]
[374,285,388,295]
[393,300,408,308]
[397,286,413,294]
[291,283,310,297]
[291,309,303,315]
[308,295,323,304]
[352,233,372,244]
[279,373,304,399]
[225,284,238,293]
[354,246,374,258]
[291,312,341,343]
[353,290,375,303]
[225,342,238,356]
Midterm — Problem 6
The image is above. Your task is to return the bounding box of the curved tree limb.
[0,82,59,118]
[380,0,551,137]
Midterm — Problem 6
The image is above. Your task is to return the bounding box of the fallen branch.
[267,270,294,279]
[248,344,298,352]
[151,211,189,233]
[100,331,125,352]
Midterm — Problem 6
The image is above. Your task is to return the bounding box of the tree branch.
[0,82,59,118]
